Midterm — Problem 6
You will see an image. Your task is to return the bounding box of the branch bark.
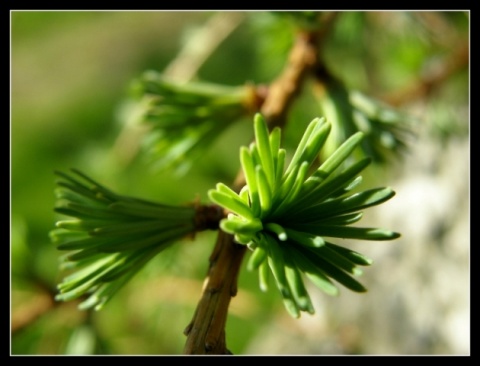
[183,28,322,355]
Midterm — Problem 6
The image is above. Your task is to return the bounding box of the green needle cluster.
[133,70,254,174]
[349,90,413,162]
[319,82,412,163]
[50,169,197,311]
[208,113,400,318]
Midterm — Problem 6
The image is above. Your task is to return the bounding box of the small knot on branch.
[194,203,225,231]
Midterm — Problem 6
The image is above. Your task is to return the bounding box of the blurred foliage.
[11,11,469,355]
[131,70,254,174]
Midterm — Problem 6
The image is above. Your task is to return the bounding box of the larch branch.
[183,28,321,355]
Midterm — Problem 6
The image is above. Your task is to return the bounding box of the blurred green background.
[11,11,469,355]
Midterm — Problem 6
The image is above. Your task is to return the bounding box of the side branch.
[260,31,319,129]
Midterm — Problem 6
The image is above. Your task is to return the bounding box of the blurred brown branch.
[11,291,57,335]
[11,273,84,336]
[382,40,468,107]
[11,275,61,335]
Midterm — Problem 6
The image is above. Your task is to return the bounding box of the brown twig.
[183,27,323,355]
[11,275,64,335]
[381,40,469,107]
[11,291,57,335]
